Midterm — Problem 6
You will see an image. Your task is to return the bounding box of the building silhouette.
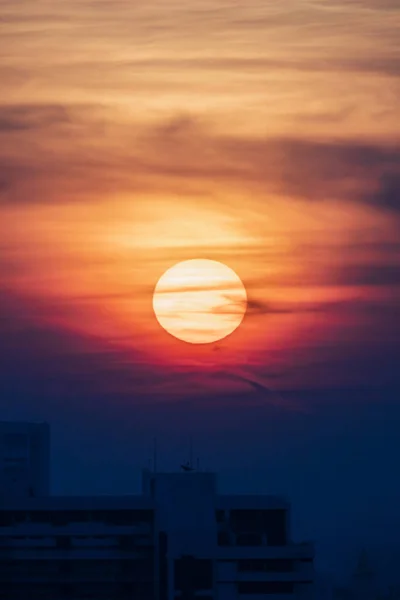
[0,421,50,498]
[350,549,377,599]
[0,422,314,599]
[332,550,382,600]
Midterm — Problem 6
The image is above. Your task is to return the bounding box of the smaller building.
[0,421,50,498]
[0,422,315,599]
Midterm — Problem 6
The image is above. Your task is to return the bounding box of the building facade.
[0,423,314,599]
[0,421,50,498]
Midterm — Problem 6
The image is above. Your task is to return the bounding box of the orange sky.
[1,0,399,394]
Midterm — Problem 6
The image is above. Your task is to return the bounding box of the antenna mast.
[153,437,158,473]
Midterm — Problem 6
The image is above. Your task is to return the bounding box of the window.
[30,511,52,523]
[59,562,72,576]
[56,536,71,550]
[266,510,286,546]
[175,598,213,600]
[28,510,87,525]
[238,559,293,572]
[174,557,213,591]
[229,509,287,545]
[230,509,258,531]
[238,582,293,594]
[51,511,90,526]
[2,584,59,598]
[74,583,120,597]
[119,582,153,599]
[0,511,27,525]
[119,536,136,551]
[91,509,154,526]
[119,559,152,578]
[59,583,73,597]
[217,531,230,546]
[236,533,262,546]
[0,513,15,526]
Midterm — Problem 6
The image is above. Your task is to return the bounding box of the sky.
[1,0,400,583]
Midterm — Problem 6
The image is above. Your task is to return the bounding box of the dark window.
[229,509,286,545]
[63,511,89,523]
[238,559,293,572]
[59,562,72,576]
[217,531,231,546]
[119,559,153,579]
[174,557,213,591]
[216,510,224,523]
[195,559,213,590]
[120,582,135,594]
[230,509,258,530]
[0,511,27,525]
[266,510,286,546]
[72,583,119,597]
[59,583,73,596]
[130,582,154,599]
[237,533,262,546]
[119,536,136,551]
[52,512,71,526]
[29,511,88,526]
[175,598,213,600]
[120,560,133,576]
[15,511,27,523]
[238,582,293,594]
[91,509,154,526]
[29,511,52,523]
[56,536,71,550]
[0,513,14,526]
[2,584,60,598]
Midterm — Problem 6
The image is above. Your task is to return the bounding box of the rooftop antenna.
[153,437,158,473]
[189,435,193,469]
[180,436,195,472]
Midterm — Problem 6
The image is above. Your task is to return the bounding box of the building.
[0,423,314,599]
[350,550,377,599]
[332,551,380,600]
[314,573,334,600]
[0,421,50,498]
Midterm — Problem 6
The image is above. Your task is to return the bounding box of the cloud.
[245,298,295,316]
[335,263,400,287]
[221,369,312,413]
[0,107,399,212]
[26,56,399,79]
[372,171,400,212]
[0,288,164,399]
[243,295,400,321]
[0,104,70,132]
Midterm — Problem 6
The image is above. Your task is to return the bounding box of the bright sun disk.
[152,259,247,344]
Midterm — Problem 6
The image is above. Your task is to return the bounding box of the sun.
[153,259,247,344]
